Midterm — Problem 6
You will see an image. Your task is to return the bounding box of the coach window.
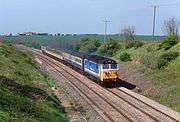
[75,58,81,63]
[78,59,81,63]
[103,64,109,69]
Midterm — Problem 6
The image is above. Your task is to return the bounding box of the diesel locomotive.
[41,46,119,87]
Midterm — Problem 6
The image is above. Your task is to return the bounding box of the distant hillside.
[0,43,69,121]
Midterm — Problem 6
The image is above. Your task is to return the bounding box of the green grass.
[59,89,66,94]
[4,35,164,46]
[114,42,180,112]
[0,43,69,121]
[115,41,161,61]
[70,99,79,111]
[144,54,180,112]
[44,74,59,88]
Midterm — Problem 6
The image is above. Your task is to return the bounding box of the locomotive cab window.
[110,64,117,69]
[103,64,109,69]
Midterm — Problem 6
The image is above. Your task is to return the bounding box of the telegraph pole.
[151,5,158,41]
[103,20,110,43]
[150,3,180,41]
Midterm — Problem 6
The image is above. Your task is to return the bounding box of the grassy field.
[4,35,165,45]
[0,43,69,121]
[114,41,180,112]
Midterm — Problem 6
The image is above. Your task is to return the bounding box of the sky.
[0,0,180,35]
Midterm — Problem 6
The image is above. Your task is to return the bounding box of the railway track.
[108,88,180,122]
[20,46,129,122]
[18,46,180,122]
[41,57,117,122]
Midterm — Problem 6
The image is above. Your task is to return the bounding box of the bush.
[126,41,144,49]
[134,41,144,48]
[140,52,158,69]
[158,35,178,50]
[156,59,169,69]
[120,52,131,62]
[78,38,101,53]
[156,51,179,69]
[146,46,154,52]
[98,38,121,56]
[160,51,179,61]
[125,42,134,48]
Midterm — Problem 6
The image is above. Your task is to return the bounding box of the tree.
[121,26,135,46]
[98,38,121,56]
[163,17,179,37]
[78,38,101,53]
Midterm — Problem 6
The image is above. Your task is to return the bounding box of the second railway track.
[108,88,180,122]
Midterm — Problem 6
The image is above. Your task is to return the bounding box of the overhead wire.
[158,3,180,7]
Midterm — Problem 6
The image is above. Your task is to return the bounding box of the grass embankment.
[0,43,69,121]
[114,42,180,112]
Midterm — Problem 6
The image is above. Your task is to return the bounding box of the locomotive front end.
[101,63,119,87]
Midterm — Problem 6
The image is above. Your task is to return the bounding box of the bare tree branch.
[121,26,135,46]
[163,17,179,37]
